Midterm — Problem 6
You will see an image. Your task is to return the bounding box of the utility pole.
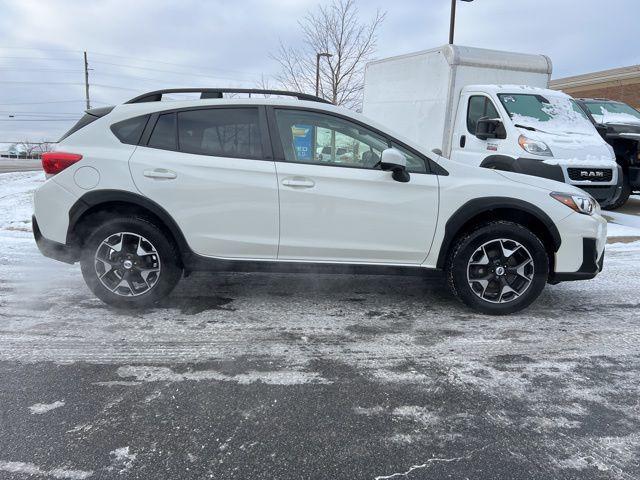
[449,0,474,45]
[315,52,332,98]
[83,51,91,110]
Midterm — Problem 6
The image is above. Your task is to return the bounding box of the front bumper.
[512,158,621,207]
[549,238,604,283]
[33,216,79,264]
[629,165,640,190]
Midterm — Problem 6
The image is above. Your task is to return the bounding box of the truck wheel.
[603,177,631,210]
[80,216,182,308]
[446,221,548,315]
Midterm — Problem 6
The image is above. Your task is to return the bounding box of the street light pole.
[449,0,473,45]
[315,52,332,98]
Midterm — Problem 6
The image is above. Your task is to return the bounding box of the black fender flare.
[67,189,191,257]
[435,196,562,269]
[479,155,517,171]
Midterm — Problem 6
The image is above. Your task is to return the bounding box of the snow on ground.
[1,172,640,479]
[28,400,65,415]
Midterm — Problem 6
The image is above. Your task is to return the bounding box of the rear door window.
[148,113,177,150]
[177,108,263,159]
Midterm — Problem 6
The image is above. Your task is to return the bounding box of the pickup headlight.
[518,134,553,157]
[550,192,597,215]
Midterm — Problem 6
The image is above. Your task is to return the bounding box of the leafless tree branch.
[270,0,385,110]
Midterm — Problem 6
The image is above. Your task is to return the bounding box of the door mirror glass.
[380,148,410,182]
[476,117,506,140]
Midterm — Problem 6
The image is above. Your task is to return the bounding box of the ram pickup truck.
[576,98,640,208]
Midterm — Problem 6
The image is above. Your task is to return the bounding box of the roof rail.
[125,88,331,104]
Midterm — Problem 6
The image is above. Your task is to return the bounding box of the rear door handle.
[143,168,177,180]
[281,177,315,188]
[460,135,466,148]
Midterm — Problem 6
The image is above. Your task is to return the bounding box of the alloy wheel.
[466,238,534,304]
[94,232,161,296]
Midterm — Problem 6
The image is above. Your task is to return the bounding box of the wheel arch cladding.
[67,190,190,262]
[436,197,562,270]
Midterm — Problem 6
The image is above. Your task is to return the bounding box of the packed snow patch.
[0,461,92,479]
[107,447,136,474]
[28,400,65,414]
[117,365,331,385]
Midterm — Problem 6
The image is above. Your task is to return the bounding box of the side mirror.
[380,148,410,183]
[476,117,506,140]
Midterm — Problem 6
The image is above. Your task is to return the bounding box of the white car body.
[32,90,607,313]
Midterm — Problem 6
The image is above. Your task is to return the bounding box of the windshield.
[497,93,593,134]
[584,101,640,124]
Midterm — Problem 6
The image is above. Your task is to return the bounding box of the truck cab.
[576,98,640,208]
[362,45,621,208]
[449,85,621,208]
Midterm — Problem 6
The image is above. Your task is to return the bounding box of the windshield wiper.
[515,123,537,131]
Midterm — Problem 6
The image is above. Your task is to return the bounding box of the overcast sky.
[1,0,639,144]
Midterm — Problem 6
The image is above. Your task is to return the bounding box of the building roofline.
[550,64,640,89]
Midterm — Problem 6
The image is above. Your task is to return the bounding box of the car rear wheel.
[80,216,182,308]
[446,221,548,315]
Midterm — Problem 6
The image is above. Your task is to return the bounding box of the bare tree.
[271,0,385,109]
[16,140,55,158]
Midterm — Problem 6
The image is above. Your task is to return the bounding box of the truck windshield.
[584,101,640,124]
[497,93,592,133]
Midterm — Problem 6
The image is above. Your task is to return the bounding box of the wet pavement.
[0,231,639,479]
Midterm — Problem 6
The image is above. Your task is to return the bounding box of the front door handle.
[143,168,177,180]
[460,135,466,148]
[281,177,315,188]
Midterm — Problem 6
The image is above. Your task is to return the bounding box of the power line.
[0,112,83,115]
[0,67,84,73]
[90,60,257,82]
[0,100,106,106]
[87,51,258,76]
[0,119,81,122]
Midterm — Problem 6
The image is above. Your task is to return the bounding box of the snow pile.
[0,171,44,234]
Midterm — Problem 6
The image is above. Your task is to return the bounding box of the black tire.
[80,215,182,308]
[446,221,548,315]
[603,176,631,210]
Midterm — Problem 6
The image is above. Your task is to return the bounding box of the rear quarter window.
[111,115,150,145]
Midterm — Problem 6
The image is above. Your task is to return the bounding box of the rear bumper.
[33,215,78,264]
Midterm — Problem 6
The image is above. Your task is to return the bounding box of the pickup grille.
[567,168,613,182]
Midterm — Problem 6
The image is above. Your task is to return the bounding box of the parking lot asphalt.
[1,173,639,479]
[1,234,639,479]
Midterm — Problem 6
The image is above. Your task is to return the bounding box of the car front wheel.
[447,221,548,315]
[80,215,182,308]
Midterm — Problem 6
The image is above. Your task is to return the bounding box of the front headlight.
[518,134,553,157]
[550,192,597,215]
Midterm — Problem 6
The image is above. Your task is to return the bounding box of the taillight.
[41,152,83,175]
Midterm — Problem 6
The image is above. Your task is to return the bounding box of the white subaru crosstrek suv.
[33,88,607,315]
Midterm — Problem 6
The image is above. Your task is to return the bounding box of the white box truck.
[363,45,622,208]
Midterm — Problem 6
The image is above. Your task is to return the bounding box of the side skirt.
[181,253,438,277]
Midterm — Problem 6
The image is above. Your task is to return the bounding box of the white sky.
[1,0,639,143]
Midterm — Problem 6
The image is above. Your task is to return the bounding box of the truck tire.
[80,215,183,308]
[446,221,548,315]
[603,176,631,210]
